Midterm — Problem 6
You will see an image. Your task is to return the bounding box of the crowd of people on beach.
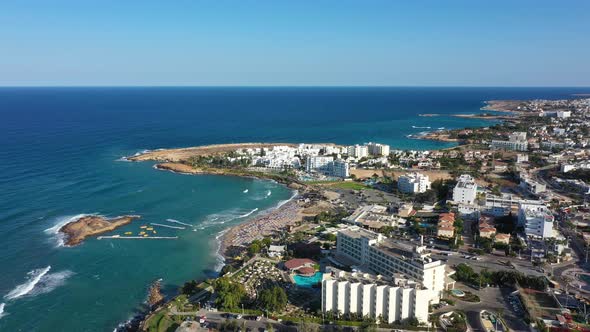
[223,200,301,252]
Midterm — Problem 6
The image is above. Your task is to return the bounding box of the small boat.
[143,234,148,237]
[139,231,146,235]
[112,235,120,238]
[146,227,154,231]
[124,232,132,235]
[153,230,157,234]
[243,189,248,193]
[140,225,147,229]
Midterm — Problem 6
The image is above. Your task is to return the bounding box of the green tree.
[259,286,288,313]
[214,277,246,309]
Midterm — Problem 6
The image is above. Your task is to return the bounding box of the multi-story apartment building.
[331,159,350,178]
[366,142,391,157]
[322,268,434,324]
[452,174,478,205]
[518,203,554,238]
[305,156,334,173]
[397,172,431,194]
[336,227,446,299]
[491,132,528,151]
[347,144,369,159]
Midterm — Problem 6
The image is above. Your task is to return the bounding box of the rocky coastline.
[59,215,140,246]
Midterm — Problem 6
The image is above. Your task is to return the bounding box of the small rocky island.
[59,215,140,246]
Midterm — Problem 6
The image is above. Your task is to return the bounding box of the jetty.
[97,236,178,240]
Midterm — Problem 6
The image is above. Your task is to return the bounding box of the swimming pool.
[450,289,465,297]
[293,272,322,287]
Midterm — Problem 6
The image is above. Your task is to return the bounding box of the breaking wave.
[0,303,6,319]
[238,208,258,218]
[2,267,71,301]
[44,214,93,247]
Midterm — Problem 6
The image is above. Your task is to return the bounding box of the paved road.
[434,285,529,332]
[194,309,437,332]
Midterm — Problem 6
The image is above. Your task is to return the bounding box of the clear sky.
[1,0,589,86]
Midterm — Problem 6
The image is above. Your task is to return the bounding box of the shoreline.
[214,190,299,265]
[123,97,530,330]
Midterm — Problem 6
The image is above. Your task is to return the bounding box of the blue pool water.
[293,272,323,287]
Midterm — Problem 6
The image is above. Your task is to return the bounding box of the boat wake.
[165,219,193,227]
[44,214,93,247]
[150,223,185,230]
[266,190,272,197]
[412,125,431,129]
[3,266,73,301]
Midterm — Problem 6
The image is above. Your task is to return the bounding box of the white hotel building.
[335,227,447,300]
[397,172,431,194]
[452,174,478,205]
[518,203,554,239]
[322,268,434,324]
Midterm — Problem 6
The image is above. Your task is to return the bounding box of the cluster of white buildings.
[397,172,431,194]
[329,226,449,323]
[322,268,434,324]
[490,132,528,151]
[241,142,393,178]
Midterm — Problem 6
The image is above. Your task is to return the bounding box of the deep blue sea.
[0,87,588,331]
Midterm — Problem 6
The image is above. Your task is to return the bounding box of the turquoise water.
[293,272,323,287]
[451,289,466,297]
[1,87,588,331]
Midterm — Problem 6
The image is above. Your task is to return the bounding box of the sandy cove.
[128,146,330,260]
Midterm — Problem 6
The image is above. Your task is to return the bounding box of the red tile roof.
[284,258,315,270]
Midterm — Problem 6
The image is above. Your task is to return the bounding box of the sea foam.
[4,266,51,300]
[238,208,258,218]
[0,303,6,319]
[44,214,93,247]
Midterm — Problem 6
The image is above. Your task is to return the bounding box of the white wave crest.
[4,266,51,300]
[0,303,6,319]
[44,214,93,247]
[214,229,230,272]
[412,125,431,129]
[165,219,193,227]
[266,190,272,197]
[238,208,258,218]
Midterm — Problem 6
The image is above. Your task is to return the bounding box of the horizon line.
[1,85,590,89]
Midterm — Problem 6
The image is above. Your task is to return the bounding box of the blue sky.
[1,0,589,86]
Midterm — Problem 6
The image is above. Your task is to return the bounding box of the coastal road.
[196,309,438,331]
